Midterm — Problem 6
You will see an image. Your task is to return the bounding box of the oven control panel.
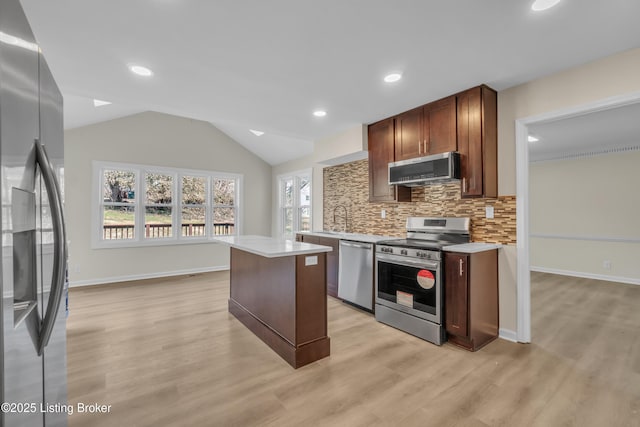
[376,245,441,261]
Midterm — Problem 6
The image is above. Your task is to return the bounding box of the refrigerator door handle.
[34,139,67,356]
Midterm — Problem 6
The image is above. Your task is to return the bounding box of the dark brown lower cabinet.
[445,250,498,351]
[296,234,340,298]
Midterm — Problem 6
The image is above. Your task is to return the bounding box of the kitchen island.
[213,235,332,368]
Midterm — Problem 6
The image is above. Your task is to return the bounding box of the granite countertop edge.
[213,235,333,258]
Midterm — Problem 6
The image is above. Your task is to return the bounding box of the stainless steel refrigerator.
[1,0,68,426]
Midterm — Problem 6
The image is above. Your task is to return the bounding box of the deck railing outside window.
[102,223,234,240]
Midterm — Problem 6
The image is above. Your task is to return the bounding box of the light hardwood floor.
[66,271,640,426]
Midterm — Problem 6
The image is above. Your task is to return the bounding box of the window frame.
[143,171,176,240]
[180,173,210,239]
[277,169,312,239]
[92,161,242,249]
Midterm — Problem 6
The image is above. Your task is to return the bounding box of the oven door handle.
[376,253,439,270]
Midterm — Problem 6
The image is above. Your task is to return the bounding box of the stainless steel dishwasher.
[338,240,374,311]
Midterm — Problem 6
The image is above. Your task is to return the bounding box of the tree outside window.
[96,162,241,247]
[181,175,206,237]
[102,169,136,240]
[144,173,173,238]
[213,178,236,236]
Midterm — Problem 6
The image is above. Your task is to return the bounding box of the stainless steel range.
[375,217,470,345]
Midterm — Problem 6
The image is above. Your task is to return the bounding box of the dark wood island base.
[228,247,330,369]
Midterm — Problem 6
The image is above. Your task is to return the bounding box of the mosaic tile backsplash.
[323,159,516,244]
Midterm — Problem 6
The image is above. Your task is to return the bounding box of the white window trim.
[277,168,312,239]
[92,161,243,249]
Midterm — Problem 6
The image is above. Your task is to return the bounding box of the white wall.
[271,125,367,236]
[530,151,640,283]
[313,124,368,163]
[499,47,640,332]
[65,111,272,285]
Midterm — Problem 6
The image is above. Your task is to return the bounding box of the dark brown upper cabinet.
[426,96,457,155]
[394,107,423,161]
[367,85,496,202]
[394,96,457,162]
[368,118,411,202]
[456,85,497,198]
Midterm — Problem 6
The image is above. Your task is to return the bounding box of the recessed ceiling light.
[249,129,264,136]
[313,110,327,117]
[531,0,561,12]
[384,73,402,83]
[528,135,539,142]
[129,65,154,77]
[93,99,112,107]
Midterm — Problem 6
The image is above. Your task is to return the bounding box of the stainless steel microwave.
[388,151,460,187]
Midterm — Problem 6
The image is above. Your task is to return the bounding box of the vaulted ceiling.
[20,0,640,165]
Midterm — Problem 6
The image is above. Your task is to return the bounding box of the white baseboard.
[499,328,518,343]
[69,265,229,288]
[530,266,640,286]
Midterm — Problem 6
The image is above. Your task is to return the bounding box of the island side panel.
[229,247,296,344]
[294,253,331,368]
[295,253,328,345]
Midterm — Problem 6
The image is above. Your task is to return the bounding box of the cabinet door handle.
[459,259,464,277]
[462,178,466,193]
[418,140,421,155]
[424,139,428,154]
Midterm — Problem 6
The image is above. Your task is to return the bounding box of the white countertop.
[299,231,395,244]
[442,242,502,253]
[213,235,333,258]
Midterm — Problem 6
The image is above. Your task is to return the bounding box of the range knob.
[416,251,425,258]
[400,249,408,256]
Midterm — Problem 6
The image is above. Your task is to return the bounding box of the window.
[181,175,207,238]
[94,161,241,248]
[278,170,311,238]
[145,172,173,239]
[102,169,136,240]
[213,178,236,236]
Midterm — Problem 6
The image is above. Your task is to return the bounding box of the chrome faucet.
[332,205,348,232]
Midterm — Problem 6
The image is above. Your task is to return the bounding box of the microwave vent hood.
[388,152,460,187]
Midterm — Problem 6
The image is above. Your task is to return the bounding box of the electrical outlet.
[603,260,611,270]
[381,209,386,219]
[485,206,494,219]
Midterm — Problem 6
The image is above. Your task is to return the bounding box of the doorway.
[515,91,640,342]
